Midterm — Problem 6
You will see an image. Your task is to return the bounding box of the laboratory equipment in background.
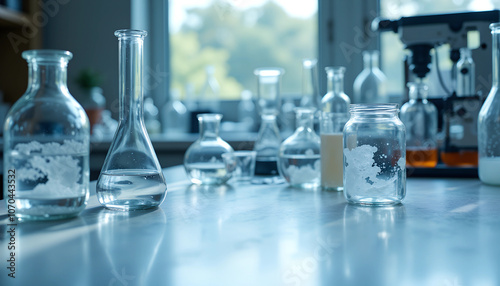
[238,89,257,132]
[478,23,500,185]
[184,113,234,185]
[75,69,105,134]
[343,104,406,205]
[278,108,321,189]
[373,10,500,167]
[0,91,10,135]
[401,82,438,167]
[253,68,284,175]
[3,50,90,220]
[352,50,388,104]
[322,66,350,114]
[456,48,475,97]
[280,97,296,136]
[300,58,320,109]
[144,96,161,134]
[96,29,167,211]
[199,65,221,113]
[162,88,189,135]
[320,112,349,191]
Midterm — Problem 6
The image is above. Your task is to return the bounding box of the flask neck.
[199,114,222,139]
[28,61,70,96]
[327,71,345,95]
[493,30,500,86]
[363,51,379,70]
[117,33,146,124]
[295,109,315,132]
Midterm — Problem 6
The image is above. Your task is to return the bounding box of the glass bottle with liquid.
[3,50,90,220]
[322,66,350,113]
[253,68,284,175]
[353,50,388,104]
[400,82,438,167]
[478,23,500,185]
[96,29,167,211]
[278,108,321,189]
[184,113,234,185]
[343,104,406,205]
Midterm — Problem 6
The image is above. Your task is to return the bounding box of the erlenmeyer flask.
[96,29,167,211]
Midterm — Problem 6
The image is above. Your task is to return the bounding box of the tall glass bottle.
[278,108,321,189]
[96,29,167,210]
[478,23,500,185]
[352,50,388,104]
[322,66,350,114]
[456,47,476,96]
[300,58,320,109]
[253,68,284,175]
[3,50,90,220]
[184,113,234,185]
[400,82,438,167]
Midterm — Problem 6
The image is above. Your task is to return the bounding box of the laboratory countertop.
[1,166,500,286]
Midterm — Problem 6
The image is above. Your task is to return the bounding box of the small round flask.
[343,104,406,205]
[278,108,321,189]
[96,29,167,211]
[400,82,438,167]
[184,113,234,185]
[3,50,90,220]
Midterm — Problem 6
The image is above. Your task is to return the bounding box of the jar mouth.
[490,22,500,31]
[197,113,223,121]
[22,49,73,62]
[254,68,285,77]
[115,29,148,39]
[350,103,399,113]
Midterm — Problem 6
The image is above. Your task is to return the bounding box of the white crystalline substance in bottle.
[344,144,402,194]
[13,140,86,198]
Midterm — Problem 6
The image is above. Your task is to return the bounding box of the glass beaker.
[184,113,234,185]
[278,108,321,189]
[400,82,438,167]
[96,29,167,211]
[253,68,284,175]
[478,23,500,185]
[320,112,349,191]
[343,104,406,205]
[322,66,350,113]
[353,50,388,104]
[3,50,90,220]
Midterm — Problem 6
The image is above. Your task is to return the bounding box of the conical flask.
[96,29,167,211]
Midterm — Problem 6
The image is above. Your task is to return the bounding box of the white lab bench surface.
[1,165,500,286]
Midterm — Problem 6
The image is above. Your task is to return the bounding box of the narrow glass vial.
[456,48,475,96]
[3,50,90,220]
[343,104,406,205]
[253,68,284,175]
[96,30,167,211]
[353,50,388,104]
[184,113,234,185]
[300,58,320,110]
[400,82,438,167]
[278,108,321,189]
[478,23,500,185]
[322,66,350,113]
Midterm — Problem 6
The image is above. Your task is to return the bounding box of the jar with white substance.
[343,104,406,205]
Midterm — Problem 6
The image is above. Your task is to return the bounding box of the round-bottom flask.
[278,108,321,188]
[96,29,167,211]
[184,113,234,185]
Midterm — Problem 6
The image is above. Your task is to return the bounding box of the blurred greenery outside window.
[168,0,318,101]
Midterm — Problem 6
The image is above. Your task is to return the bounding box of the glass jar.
[478,23,500,185]
[400,82,438,168]
[184,113,234,185]
[353,50,388,104]
[96,29,167,211]
[343,104,406,205]
[278,108,321,189]
[321,66,350,113]
[3,50,90,220]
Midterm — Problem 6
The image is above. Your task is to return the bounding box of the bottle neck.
[327,73,344,94]
[493,31,500,86]
[199,118,221,139]
[118,36,144,124]
[295,111,314,131]
[28,62,69,96]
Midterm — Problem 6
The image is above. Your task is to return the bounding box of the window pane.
[169,0,318,99]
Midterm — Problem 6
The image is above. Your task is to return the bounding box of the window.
[168,0,318,100]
